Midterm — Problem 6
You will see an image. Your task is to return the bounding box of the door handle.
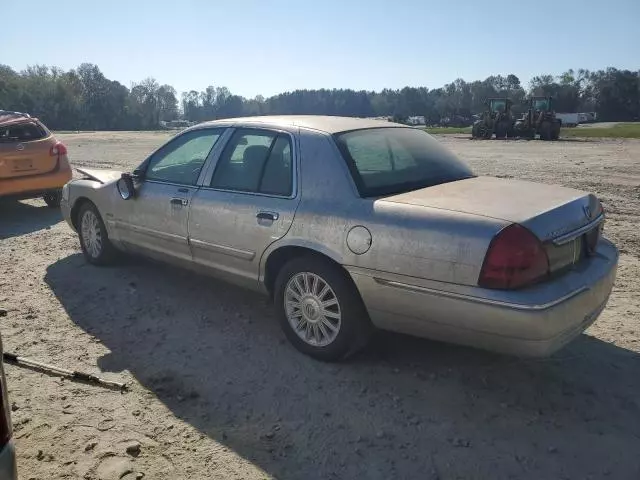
[171,198,188,206]
[177,188,189,193]
[256,211,279,221]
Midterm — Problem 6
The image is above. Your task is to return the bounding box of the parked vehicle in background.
[61,116,618,361]
[513,97,562,140]
[556,113,580,127]
[578,112,597,123]
[471,98,515,139]
[0,326,18,479]
[0,110,71,207]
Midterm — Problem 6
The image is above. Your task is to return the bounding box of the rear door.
[0,121,56,180]
[115,128,226,262]
[188,127,300,288]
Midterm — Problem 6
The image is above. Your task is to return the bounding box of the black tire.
[274,256,373,361]
[539,121,552,140]
[495,122,508,139]
[77,202,118,265]
[43,189,62,208]
[551,122,561,140]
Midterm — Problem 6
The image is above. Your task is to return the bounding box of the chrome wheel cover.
[81,210,102,258]
[285,272,341,347]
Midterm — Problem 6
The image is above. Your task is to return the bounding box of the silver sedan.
[61,116,618,361]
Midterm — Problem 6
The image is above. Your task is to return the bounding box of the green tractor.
[513,96,561,140]
[471,98,514,139]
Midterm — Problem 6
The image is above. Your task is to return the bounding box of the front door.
[188,128,300,288]
[116,128,225,263]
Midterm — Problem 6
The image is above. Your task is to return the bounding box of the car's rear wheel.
[43,189,62,208]
[77,202,117,265]
[274,257,372,361]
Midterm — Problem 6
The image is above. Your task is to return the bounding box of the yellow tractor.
[471,98,514,139]
[513,96,561,140]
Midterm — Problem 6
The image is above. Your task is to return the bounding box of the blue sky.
[3,0,639,98]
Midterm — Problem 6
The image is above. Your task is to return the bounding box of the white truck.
[555,113,580,127]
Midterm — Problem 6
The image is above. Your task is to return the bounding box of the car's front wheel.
[274,257,372,361]
[77,202,117,265]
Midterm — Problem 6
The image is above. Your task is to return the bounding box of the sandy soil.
[1,132,639,480]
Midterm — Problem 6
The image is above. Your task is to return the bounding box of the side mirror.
[117,173,136,200]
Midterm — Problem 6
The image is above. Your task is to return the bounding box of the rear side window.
[0,121,48,143]
[210,129,293,196]
[334,127,474,197]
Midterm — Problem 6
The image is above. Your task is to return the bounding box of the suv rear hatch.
[382,176,603,275]
[0,119,57,179]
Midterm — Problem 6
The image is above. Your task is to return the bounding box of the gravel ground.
[1,132,639,480]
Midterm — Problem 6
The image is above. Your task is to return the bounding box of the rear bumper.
[348,239,618,357]
[0,158,71,198]
[0,440,17,480]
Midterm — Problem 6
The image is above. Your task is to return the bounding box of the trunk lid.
[381,176,602,242]
[0,120,57,179]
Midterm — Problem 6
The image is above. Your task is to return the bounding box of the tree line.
[1,63,638,130]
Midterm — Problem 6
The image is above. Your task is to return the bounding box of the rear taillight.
[50,141,68,156]
[479,224,549,289]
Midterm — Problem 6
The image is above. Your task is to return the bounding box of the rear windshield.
[334,127,474,197]
[0,121,49,143]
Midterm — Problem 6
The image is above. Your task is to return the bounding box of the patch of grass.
[562,123,640,139]
[424,126,472,135]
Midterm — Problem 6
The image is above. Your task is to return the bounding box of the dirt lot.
[1,132,639,480]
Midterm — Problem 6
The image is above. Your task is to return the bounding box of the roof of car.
[195,115,407,134]
[0,110,35,128]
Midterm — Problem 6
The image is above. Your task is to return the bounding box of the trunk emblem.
[16,143,24,151]
[583,205,592,220]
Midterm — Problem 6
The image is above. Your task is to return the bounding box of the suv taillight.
[479,224,549,289]
[50,141,68,156]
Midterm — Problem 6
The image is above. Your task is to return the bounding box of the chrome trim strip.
[552,214,604,246]
[189,238,255,261]
[116,221,186,243]
[373,277,589,311]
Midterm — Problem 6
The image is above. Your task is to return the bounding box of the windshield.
[534,99,550,110]
[334,127,475,197]
[491,99,506,112]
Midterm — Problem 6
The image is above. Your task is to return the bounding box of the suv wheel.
[43,189,62,208]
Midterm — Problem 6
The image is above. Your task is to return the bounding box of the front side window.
[210,129,293,196]
[145,128,223,185]
[334,127,474,197]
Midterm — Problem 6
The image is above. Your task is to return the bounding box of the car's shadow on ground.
[45,254,640,480]
[0,199,61,239]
